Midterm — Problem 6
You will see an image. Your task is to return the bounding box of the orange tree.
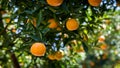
[0,0,120,68]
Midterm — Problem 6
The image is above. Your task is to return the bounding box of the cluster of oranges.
[30,0,114,59]
[48,18,79,31]
[98,35,108,50]
[48,51,64,60]
[46,0,102,7]
[30,42,64,60]
[46,0,120,7]
[29,18,79,31]
[30,17,79,59]
[88,0,120,7]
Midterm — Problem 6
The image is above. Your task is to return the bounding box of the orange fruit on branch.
[88,0,102,6]
[66,18,79,31]
[102,53,108,60]
[12,29,16,33]
[48,54,56,60]
[98,35,105,43]
[54,51,64,60]
[5,18,10,23]
[48,19,58,29]
[46,0,63,7]
[100,44,107,50]
[48,50,64,60]
[30,42,46,56]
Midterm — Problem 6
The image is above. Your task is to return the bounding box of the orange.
[5,18,10,23]
[48,19,58,29]
[12,29,16,33]
[30,42,46,56]
[66,18,79,31]
[98,35,105,43]
[88,0,102,6]
[48,54,56,60]
[100,44,107,50]
[46,0,63,7]
[48,51,64,60]
[102,53,107,60]
[54,51,64,60]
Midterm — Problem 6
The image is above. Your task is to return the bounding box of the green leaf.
[82,42,88,53]
[29,35,41,41]
[36,10,43,28]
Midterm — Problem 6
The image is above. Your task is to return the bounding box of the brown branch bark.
[11,53,21,68]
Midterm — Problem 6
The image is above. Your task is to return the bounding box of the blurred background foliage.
[0,0,120,68]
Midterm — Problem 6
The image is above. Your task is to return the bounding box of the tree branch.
[11,53,21,68]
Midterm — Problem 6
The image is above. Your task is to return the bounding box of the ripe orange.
[66,18,79,31]
[48,51,64,60]
[88,0,102,6]
[48,19,58,29]
[100,44,107,50]
[5,18,10,23]
[30,42,46,56]
[48,54,56,60]
[12,29,16,33]
[98,35,105,43]
[102,53,108,60]
[54,51,64,60]
[46,0,63,7]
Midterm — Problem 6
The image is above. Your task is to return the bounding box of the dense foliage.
[0,0,120,68]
